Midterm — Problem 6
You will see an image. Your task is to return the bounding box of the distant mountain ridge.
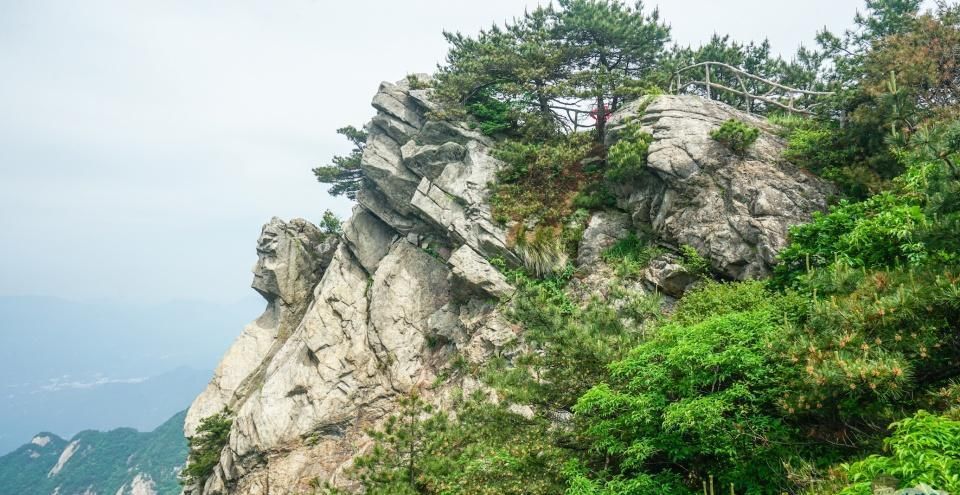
[0,295,260,454]
[0,410,188,495]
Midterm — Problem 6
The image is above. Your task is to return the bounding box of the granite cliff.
[184,77,833,494]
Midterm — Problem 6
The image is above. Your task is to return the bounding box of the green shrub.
[466,87,518,136]
[181,410,232,486]
[600,233,662,279]
[773,193,930,288]
[780,119,884,198]
[775,265,960,428]
[605,121,653,182]
[491,134,595,226]
[320,209,343,235]
[679,244,710,276]
[340,393,567,495]
[574,282,802,494]
[833,411,960,495]
[571,182,617,210]
[710,119,760,156]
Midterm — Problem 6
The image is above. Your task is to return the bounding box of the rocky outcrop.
[642,254,700,298]
[184,218,335,437]
[185,77,521,495]
[606,95,834,280]
[186,83,835,495]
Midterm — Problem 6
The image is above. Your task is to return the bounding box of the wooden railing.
[669,61,833,115]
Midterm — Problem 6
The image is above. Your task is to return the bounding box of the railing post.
[705,63,711,100]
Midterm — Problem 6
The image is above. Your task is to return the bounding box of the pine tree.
[554,0,670,140]
[313,125,367,200]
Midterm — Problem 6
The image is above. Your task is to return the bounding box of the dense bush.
[490,134,595,226]
[181,410,232,486]
[775,119,960,287]
[832,411,960,495]
[465,87,519,136]
[605,120,653,182]
[330,393,567,495]
[710,119,760,156]
[574,282,806,494]
[780,118,885,198]
[600,233,662,280]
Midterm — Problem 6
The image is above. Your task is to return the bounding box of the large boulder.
[607,95,834,280]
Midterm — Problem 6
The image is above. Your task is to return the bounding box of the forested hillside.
[0,411,187,495]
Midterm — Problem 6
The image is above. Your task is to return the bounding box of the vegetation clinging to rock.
[311,2,960,495]
[181,410,232,486]
[710,119,760,156]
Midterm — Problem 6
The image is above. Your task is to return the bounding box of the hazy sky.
[0,0,890,304]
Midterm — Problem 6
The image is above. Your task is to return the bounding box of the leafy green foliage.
[600,233,662,280]
[487,258,662,412]
[710,119,760,156]
[575,282,805,494]
[181,409,232,486]
[313,126,367,200]
[605,120,653,182]
[336,393,567,495]
[571,182,617,210]
[679,244,710,276]
[491,133,595,226]
[465,87,519,136]
[774,265,960,428]
[797,2,960,198]
[834,411,960,495]
[345,394,443,494]
[320,209,343,235]
[775,120,960,287]
[552,0,671,139]
[775,193,929,282]
[779,117,883,198]
[435,0,670,141]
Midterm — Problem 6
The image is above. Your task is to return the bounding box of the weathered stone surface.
[250,218,330,306]
[360,130,420,216]
[576,210,631,268]
[185,218,334,437]
[342,205,397,274]
[402,141,467,181]
[607,95,834,280]
[371,81,424,129]
[368,241,452,391]
[642,253,700,297]
[448,244,515,300]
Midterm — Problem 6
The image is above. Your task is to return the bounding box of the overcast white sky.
[0,0,903,303]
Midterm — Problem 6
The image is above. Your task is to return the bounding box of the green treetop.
[313,125,367,199]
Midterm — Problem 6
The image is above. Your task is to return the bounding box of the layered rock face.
[185,78,519,495]
[607,95,834,281]
[185,84,832,494]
